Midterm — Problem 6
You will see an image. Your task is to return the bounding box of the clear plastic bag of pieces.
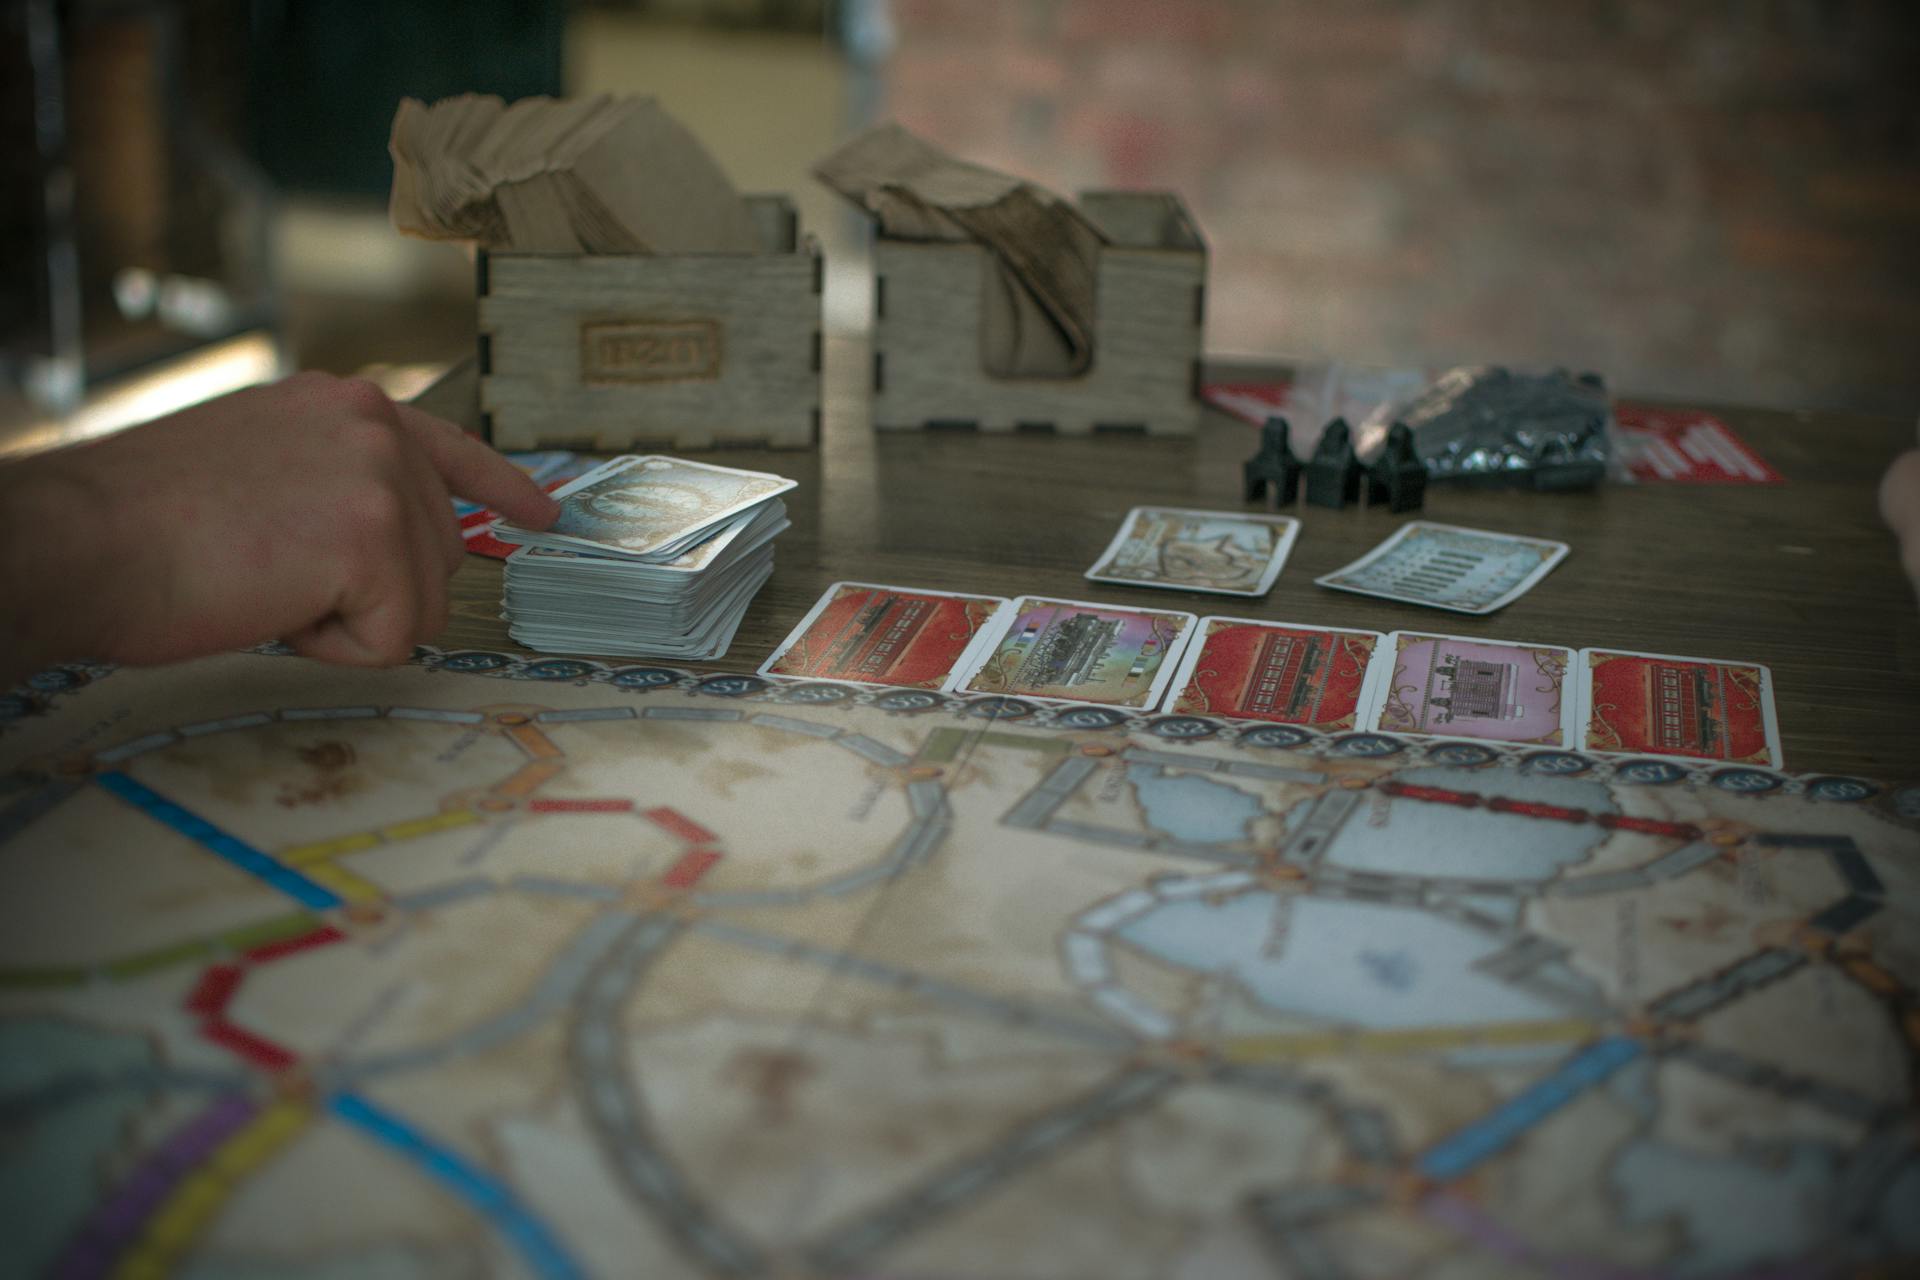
[1364,366,1613,492]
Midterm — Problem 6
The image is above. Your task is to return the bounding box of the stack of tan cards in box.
[491,456,794,659]
[389,93,760,253]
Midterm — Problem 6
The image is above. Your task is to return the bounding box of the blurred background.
[2,0,1916,452]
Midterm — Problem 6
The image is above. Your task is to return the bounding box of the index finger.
[395,403,561,530]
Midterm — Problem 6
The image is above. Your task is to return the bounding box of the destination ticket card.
[1316,522,1569,615]
[1084,506,1300,597]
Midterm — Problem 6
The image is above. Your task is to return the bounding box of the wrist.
[0,446,137,680]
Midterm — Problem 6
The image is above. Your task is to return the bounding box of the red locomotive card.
[1578,649,1782,766]
[1168,619,1381,728]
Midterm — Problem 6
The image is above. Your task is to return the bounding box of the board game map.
[3,649,1918,1279]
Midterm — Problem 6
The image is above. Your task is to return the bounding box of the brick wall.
[879,0,1920,416]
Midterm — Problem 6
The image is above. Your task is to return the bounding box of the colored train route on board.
[53,708,732,1280]
[7,689,1913,1280]
[1054,750,1903,1195]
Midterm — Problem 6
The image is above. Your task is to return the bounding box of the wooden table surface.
[423,341,1920,782]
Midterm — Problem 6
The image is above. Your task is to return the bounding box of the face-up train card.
[955,596,1196,709]
[758,583,1010,691]
[1575,648,1783,768]
[1085,507,1300,597]
[495,454,797,559]
[1166,618,1383,728]
[1316,521,1569,614]
[1363,631,1575,746]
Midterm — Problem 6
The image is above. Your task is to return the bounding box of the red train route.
[1377,779,1702,841]
[643,806,718,846]
[201,1021,298,1073]
[662,849,724,890]
[242,923,347,965]
[182,924,350,1074]
[528,798,636,814]
[184,964,244,1019]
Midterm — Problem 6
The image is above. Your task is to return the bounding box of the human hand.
[1880,432,1920,603]
[0,372,559,678]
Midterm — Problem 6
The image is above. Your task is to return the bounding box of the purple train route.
[1424,1192,1654,1280]
[1421,1193,1830,1280]
[47,1094,258,1280]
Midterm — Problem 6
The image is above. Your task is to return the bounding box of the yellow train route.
[112,1102,310,1280]
[281,809,482,867]
[301,862,385,905]
[381,809,484,842]
[1222,1018,1598,1064]
[280,831,380,865]
[270,731,569,904]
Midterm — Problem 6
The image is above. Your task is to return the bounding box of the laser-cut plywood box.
[869,191,1207,436]
[477,195,821,451]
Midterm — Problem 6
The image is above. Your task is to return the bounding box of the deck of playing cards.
[491,455,795,658]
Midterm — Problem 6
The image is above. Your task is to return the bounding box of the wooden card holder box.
[870,191,1207,436]
[477,195,821,451]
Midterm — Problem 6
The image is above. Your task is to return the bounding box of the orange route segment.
[1832,950,1920,1083]
[489,761,564,801]
[504,722,564,760]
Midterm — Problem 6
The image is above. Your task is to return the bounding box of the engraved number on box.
[581,320,722,383]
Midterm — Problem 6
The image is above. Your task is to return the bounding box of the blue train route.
[330,1091,586,1280]
[96,770,343,910]
[1416,1036,1643,1181]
